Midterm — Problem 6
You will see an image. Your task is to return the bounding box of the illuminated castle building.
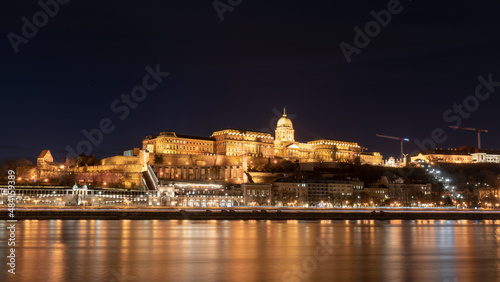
[143,108,373,166]
[273,108,363,162]
[21,108,380,186]
[143,132,215,155]
[211,129,274,158]
[18,109,382,193]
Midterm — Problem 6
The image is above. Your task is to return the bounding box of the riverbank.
[2,207,500,220]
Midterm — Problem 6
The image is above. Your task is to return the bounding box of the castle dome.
[277,108,293,128]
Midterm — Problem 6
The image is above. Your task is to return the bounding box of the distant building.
[471,152,500,164]
[383,156,406,167]
[360,152,383,165]
[123,148,140,156]
[37,150,54,165]
[411,146,500,164]
[411,147,473,164]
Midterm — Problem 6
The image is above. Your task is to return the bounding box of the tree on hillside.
[77,153,99,166]
[1,158,35,182]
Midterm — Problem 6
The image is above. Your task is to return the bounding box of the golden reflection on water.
[1,220,500,281]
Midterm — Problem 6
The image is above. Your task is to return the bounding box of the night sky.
[2,0,500,163]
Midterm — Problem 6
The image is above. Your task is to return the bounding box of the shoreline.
[3,208,500,220]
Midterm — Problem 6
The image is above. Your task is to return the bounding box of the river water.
[1,219,499,281]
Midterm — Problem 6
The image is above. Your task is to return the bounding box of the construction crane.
[448,126,488,149]
[376,134,410,165]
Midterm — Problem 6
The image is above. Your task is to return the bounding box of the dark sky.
[2,0,500,163]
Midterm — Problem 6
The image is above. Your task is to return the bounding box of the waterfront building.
[241,183,272,206]
[476,187,500,208]
[362,187,389,197]
[166,181,244,207]
[377,176,432,206]
[0,185,158,206]
[272,178,361,207]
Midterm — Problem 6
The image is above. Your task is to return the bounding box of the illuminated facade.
[307,139,361,162]
[360,152,384,165]
[211,129,274,158]
[0,185,159,206]
[143,108,373,166]
[241,183,272,206]
[274,108,363,162]
[274,109,313,159]
[143,132,215,155]
[411,146,475,164]
[170,182,244,207]
[471,152,500,164]
[411,153,472,164]
[411,146,500,164]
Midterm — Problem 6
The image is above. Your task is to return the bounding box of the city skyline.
[4,103,499,164]
[3,2,500,282]
[2,1,500,163]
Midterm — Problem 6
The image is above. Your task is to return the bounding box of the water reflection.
[0,220,499,281]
